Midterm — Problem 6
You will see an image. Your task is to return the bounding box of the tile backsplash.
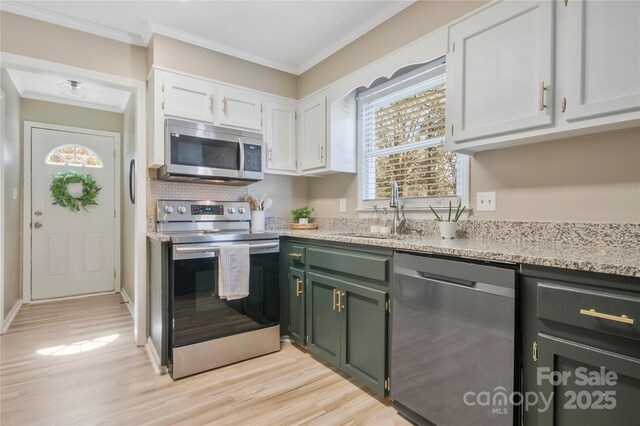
[146,172,248,222]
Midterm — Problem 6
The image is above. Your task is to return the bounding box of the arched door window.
[45,144,103,168]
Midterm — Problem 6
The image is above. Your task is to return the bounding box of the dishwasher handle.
[395,266,515,299]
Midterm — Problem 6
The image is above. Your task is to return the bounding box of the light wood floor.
[0,294,408,425]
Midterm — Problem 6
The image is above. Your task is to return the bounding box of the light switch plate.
[339,198,347,213]
[12,187,18,200]
[476,192,496,212]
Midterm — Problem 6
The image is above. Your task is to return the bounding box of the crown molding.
[0,1,146,47]
[294,0,415,75]
[1,0,416,76]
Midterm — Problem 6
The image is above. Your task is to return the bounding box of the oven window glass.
[170,133,240,170]
[170,252,279,347]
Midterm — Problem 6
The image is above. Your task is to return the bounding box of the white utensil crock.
[251,211,266,231]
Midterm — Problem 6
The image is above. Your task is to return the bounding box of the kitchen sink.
[334,232,409,240]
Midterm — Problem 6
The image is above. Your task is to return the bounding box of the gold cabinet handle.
[268,147,273,162]
[579,308,634,325]
[332,289,337,311]
[336,291,345,313]
[288,253,302,258]
[295,278,302,297]
[341,291,345,311]
[539,81,547,111]
[222,96,227,114]
[209,94,213,112]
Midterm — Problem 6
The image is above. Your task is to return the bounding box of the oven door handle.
[174,242,279,254]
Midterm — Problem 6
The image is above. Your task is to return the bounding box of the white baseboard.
[145,337,167,375]
[1,299,22,334]
[120,288,135,319]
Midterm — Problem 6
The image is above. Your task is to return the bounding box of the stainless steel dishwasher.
[392,252,517,426]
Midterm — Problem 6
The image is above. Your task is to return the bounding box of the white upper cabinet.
[564,0,640,122]
[446,1,554,148]
[162,72,215,123]
[264,100,297,174]
[297,90,328,173]
[215,87,263,131]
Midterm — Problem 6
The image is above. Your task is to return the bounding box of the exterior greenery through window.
[359,58,461,205]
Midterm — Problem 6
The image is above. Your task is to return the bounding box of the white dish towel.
[218,244,250,300]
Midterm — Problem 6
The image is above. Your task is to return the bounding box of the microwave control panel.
[244,144,262,172]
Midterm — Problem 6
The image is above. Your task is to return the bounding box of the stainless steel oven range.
[157,200,280,379]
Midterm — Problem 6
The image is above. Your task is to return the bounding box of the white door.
[564,0,640,122]
[163,72,215,122]
[447,0,554,147]
[297,91,327,172]
[31,127,116,300]
[215,87,263,131]
[264,100,296,173]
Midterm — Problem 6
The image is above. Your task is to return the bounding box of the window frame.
[356,58,469,217]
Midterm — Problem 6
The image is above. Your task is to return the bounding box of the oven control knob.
[164,206,174,214]
[177,206,187,214]
[228,207,236,214]
[238,207,246,214]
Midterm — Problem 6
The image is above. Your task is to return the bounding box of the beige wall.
[298,0,486,98]
[0,12,147,81]
[151,35,298,99]
[21,99,123,133]
[469,128,640,223]
[1,68,23,317]
[307,128,640,223]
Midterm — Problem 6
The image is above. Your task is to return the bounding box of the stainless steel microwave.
[158,118,263,186]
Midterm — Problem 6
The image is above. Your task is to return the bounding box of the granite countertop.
[278,229,640,278]
[147,229,639,278]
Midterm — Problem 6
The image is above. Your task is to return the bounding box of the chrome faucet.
[389,181,406,235]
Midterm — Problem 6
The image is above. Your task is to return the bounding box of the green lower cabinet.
[340,281,387,396]
[289,267,305,345]
[306,271,388,396]
[537,333,640,426]
[306,272,342,367]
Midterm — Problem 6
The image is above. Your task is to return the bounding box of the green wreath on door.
[50,171,102,212]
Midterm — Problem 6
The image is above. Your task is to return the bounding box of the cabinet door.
[564,0,640,122]
[340,282,387,396]
[305,272,341,367]
[447,1,554,146]
[289,267,305,345]
[537,333,640,426]
[216,87,263,131]
[264,101,297,173]
[162,72,214,122]
[297,91,327,172]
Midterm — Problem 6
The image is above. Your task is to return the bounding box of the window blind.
[359,59,456,201]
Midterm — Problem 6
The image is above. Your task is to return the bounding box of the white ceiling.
[6,68,132,113]
[1,0,415,75]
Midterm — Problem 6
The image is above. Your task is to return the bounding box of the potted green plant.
[429,201,466,239]
[291,205,314,224]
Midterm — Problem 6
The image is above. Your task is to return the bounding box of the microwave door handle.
[238,137,245,176]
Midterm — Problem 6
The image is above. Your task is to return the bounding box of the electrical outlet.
[476,192,496,212]
[339,198,347,213]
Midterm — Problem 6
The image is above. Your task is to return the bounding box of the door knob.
[34,210,42,216]
[34,222,43,229]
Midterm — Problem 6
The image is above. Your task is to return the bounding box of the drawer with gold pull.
[287,244,306,264]
[538,281,640,341]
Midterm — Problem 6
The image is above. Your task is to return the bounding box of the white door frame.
[24,121,121,300]
[0,88,5,327]
[2,52,147,346]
